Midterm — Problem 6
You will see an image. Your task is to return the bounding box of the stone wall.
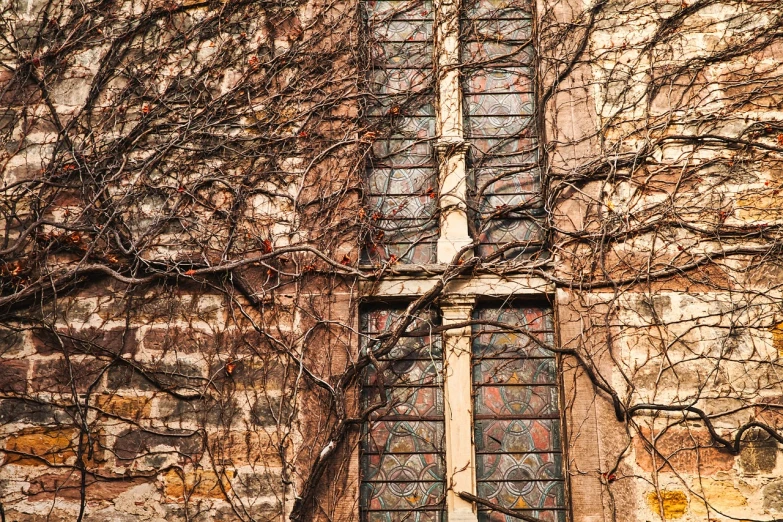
[1,0,782,520]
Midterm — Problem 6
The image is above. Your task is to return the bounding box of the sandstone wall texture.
[1,0,782,520]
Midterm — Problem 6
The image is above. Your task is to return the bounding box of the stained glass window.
[472,306,565,522]
[362,0,439,265]
[461,0,546,259]
[360,307,446,521]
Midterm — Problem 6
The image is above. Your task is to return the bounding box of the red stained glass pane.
[473,306,565,518]
[361,307,445,521]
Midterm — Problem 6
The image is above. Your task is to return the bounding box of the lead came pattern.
[363,0,438,265]
[461,0,545,259]
[360,308,446,521]
[473,306,566,522]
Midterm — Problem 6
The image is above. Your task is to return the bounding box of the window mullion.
[441,296,479,521]
[435,0,471,263]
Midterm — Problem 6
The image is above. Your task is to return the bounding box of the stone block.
[106,359,205,392]
[208,358,286,392]
[27,473,151,502]
[30,357,106,394]
[634,427,735,474]
[689,478,747,517]
[162,469,234,499]
[208,430,284,468]
[0,328,25,356]
[0,399,71,424]
[3,427,78,466]
[140,327,213,354]
[0,359,28,393]
[646,490,688,519]
[764,479,783,512]
[94,394,152,419]
[739,429,778,474]
[113,428,202,463]
[32,327,138,357]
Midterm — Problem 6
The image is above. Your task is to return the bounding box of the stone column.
[435,0,472,264]
[441,296,478,521]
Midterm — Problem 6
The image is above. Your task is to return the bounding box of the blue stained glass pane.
[367,510,446,522]
[474,167,540,195]
[362,480,445,510]
[474,307,554,332]
[363,419,445,454]
[462,0,542,256]
[462,42,534,65]
[371,41,432,68]
[363,453,445,482]
[363,0,436,266]
[469,137,538,166]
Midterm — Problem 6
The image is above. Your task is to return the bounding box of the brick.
[162,469,234,499]
[250,395,292,427]
[634,427,735,474]
[0,359,28,393]
[232,471,285,499]
[94,395,152,419]
[113,428,202,462]
[3,427,78,466]
[737,191,783,222]
[755,397,783,428]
